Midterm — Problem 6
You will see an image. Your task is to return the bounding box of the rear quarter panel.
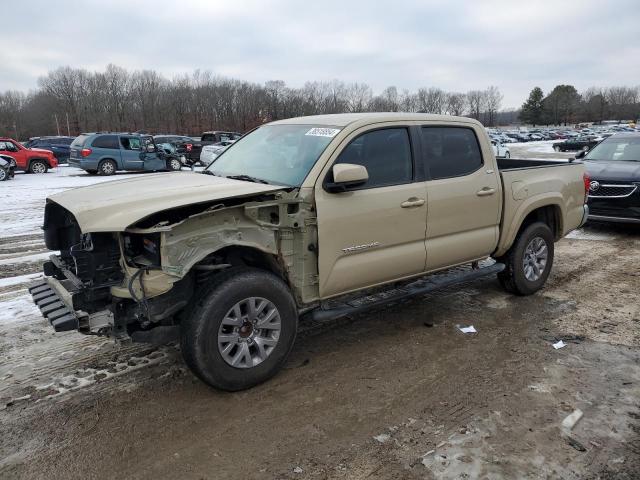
[496,163,585,257]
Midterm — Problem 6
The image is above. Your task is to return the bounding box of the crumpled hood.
[48,172,284,232]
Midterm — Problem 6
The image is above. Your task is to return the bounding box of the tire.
[181,267,298,391]
[0,168,7,181]
[98,159,117,176]
[29,159,48,174]
[168,157,182,171]
[497,222,554,296]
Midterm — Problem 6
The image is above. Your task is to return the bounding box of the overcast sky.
[2,0,639,109]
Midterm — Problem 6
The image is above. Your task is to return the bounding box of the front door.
[315,126,428,298]
[420,126,501,270]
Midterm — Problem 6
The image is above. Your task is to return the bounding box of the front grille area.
[589,182,638,198]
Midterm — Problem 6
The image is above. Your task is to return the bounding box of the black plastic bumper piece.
[28,280,79,332]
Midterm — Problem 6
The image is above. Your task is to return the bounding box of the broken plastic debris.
[458,325,477,334]
[373,433,391,443]
[293,466,303,474]
[553,340,567,349]
[562,409,583,430]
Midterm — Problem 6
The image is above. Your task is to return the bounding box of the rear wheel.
[181,268,298,391]
[497,222,554,296]
[98,159,117,176]
[29,159,48,174]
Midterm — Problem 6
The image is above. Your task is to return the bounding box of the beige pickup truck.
[30,113,589,390]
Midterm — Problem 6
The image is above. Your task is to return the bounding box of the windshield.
[585,136,640,162]
[206,124,341,186]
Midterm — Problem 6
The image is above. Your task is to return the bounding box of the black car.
[580,133,640,224]
[553,136,599,152]
[0,154,16,181]
[24,136,75,162]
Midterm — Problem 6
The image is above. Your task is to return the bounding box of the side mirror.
[325,163,369,192]
[146,145,155,153]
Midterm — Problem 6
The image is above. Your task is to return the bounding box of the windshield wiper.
[200,170,218,176]
[225,174,269,184]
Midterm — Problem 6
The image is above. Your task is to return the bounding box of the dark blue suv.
[69,133,183,175]
[25,136,75,163]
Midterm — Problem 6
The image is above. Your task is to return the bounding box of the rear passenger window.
[92,135,120,149]
[334,128,412,189]
[421,127,483,179]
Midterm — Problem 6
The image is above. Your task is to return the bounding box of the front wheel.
[497,222,554,296]
[181,268,298,391]
[29,160,48,174]
[168,157,182,171]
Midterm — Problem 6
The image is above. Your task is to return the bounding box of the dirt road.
[1,221,639,479]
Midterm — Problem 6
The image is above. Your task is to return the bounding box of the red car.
[0,137,58,173]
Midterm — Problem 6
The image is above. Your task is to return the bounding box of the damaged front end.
[30,186,319,343]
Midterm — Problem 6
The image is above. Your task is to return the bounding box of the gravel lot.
[1,141,639,479]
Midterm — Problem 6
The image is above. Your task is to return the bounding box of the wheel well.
[518,205,562,240]
[99,157,117,165]
[192,246,285,284]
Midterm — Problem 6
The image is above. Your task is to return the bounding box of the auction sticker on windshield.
[305,127,340,137]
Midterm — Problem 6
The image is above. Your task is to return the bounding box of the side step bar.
[309,262,505,322]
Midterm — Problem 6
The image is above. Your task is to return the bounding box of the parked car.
[553,136,600,152]
[0,154,16,181]
[579,133,640,224]
[68,133,183,175]
[153,135,194,164]
[29,113,588,391]
[190,131,242,161]
[491,140,510,158]
[0,137,58,173]
[199,141,235,166]
[24,136,75,163]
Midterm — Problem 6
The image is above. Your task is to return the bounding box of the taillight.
[583,172,590,203]
[81,148,92,157]
[186,143,192,152]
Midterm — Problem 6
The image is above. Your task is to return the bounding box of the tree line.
[519,85,640,126]
[0,64,505,139]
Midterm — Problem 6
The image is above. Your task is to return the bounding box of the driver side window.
[334,128,413,189]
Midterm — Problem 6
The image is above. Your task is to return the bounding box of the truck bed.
[494,157,586,257]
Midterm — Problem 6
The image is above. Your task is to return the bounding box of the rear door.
[420,125,501,271]
[119,136,144,170]
[315,125,428,298]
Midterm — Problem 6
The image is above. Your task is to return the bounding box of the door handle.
[476,187,496,197]
[401,198,425,208]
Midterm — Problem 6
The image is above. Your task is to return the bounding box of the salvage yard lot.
[1,141,639,479]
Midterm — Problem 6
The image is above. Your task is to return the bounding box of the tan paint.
[50,113,586,308]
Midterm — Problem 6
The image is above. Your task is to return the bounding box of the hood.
[48,172,284,232]
[30,147,54,155]
[584,160,640,182]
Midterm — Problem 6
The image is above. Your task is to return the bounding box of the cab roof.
[269,112,481,128]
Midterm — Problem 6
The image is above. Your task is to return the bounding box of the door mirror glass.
[326,163,369,192]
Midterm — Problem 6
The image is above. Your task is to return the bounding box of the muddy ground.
[1,150,639,479]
